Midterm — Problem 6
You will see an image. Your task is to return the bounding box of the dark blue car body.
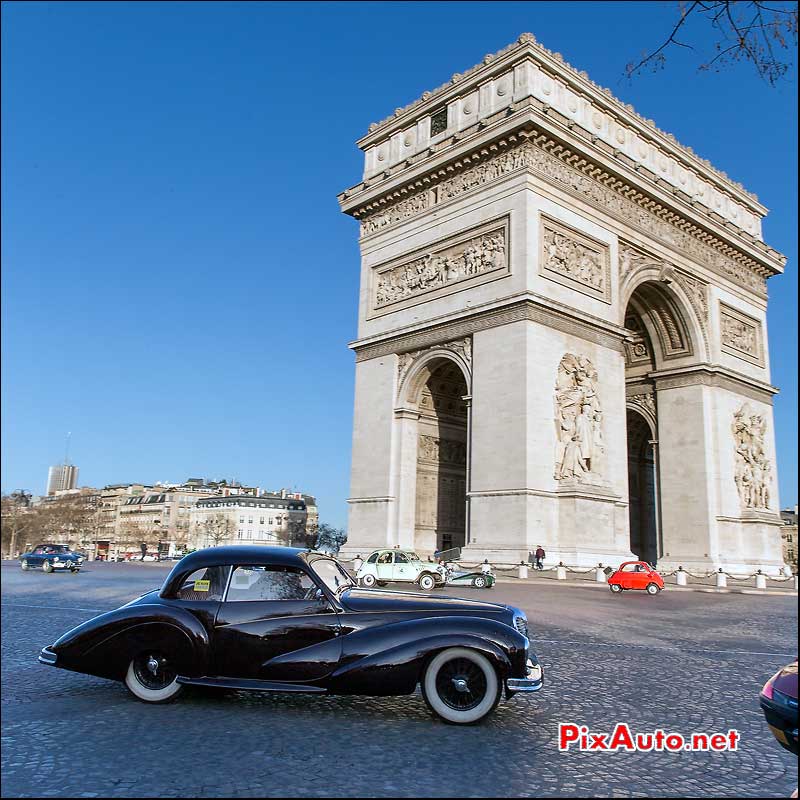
[21,544,84,572]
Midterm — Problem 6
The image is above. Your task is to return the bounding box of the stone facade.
[339,34,787,573]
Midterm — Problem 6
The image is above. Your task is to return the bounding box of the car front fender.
[48,604,211,682]
[327,615,527,696]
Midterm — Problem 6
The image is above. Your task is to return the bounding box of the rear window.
[176,566,230,601]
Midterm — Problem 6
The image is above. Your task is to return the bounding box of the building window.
[260,517,264,524]
[248,517,253,524]
[269,518,273,525]
[240,517,245,523]
[430,106,448,136]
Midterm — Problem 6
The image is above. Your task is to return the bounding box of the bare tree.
[199,514,236,548]
[626,1,798,86]
[314,522,348,555]
[1,493,35,558]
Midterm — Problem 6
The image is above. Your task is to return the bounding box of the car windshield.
[310,557,355,593]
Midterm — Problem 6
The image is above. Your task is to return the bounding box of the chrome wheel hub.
[147,657,159,676]
[452,677,469,693]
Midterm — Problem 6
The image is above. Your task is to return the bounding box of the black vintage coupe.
[39,546,543,724]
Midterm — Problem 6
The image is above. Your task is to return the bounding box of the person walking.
[534,545,545,570]
[140,542,147,562]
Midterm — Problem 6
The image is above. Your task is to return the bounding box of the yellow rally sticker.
[193,579,211,592]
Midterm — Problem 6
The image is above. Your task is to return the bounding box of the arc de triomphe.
[337,34,787,574]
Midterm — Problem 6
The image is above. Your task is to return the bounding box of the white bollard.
[755,573,767,590]
[556,565,567,580]
[518,563,529,580]
[676,570,687,587]
[716,571,727,588]
[794,575,798,591]
[595,567,606,583]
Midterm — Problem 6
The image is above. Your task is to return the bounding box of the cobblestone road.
[1,561,797,798]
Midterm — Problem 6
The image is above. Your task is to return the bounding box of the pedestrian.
[140,542,147,562]
[534,545,545,570]
[481,558,492,575]
[352,554,364,575]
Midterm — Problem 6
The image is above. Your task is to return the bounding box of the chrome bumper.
[507,660,543,693]
[38,647,57,666]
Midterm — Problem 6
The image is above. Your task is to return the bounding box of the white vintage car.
[357,549,445,591]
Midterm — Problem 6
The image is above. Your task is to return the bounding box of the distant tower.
[47,433,78,495]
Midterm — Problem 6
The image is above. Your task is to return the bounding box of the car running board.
[176,676,327,693]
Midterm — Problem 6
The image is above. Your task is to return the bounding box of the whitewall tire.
[42,561,54,574]
[21,560,29,571]
[422,647,501,725]
[610,583,623,594]
[419,573,436,591]
[124,653,183,703]
[646,583,660,595]
[361,573,376,588]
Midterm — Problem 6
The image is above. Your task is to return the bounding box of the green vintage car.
[444,566,496,589]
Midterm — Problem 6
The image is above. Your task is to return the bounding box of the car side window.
[366,552,379,564]
[394,552,409,564]
[620,564,637,573]
[33,547,44,555]
[377,552,393,565]
[176,566,230,601]
[226,565,316,602]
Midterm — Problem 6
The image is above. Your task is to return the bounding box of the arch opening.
[626,408,659,565]
[411,358,468,555]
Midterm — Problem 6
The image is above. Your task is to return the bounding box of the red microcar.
[608,561,664,595]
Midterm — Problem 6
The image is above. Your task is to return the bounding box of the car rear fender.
[51,604,210,681]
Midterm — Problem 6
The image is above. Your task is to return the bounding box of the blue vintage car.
[21,544,84,573]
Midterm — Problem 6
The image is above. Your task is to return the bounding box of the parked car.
[20,544,84,573]
[760,659,798,755]
[357,549,445,590]
[607,561,664,594]
[37,546,543,724]
[443,564,496,589]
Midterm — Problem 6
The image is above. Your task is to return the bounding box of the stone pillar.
[518,563,528,579]
[556,565,567,580]
[343,356,398,558]
[676,569,687,586]
[595,566,606,583]
[755,572,767,590]
[655,381,717,573]
[392,408,420,549]
[716,571,727,588]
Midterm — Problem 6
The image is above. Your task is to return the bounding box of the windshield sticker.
[193,579,211,592]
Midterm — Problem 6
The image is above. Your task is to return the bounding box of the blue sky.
[2,1,797,527]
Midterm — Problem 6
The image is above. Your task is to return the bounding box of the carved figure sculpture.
[554,354,604,480]
[732,403,771,509]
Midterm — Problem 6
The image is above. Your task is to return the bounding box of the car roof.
[160,545,327,596]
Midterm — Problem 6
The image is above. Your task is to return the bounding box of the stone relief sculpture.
[732,403,771,509]
[720,305,761,362]
[418,434,467,466]
[554,354,604,480]
[360,139,766,295]
[541,218,607,298]
[375,227,506,308]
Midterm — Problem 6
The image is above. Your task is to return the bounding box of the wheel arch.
[51,604,211,682]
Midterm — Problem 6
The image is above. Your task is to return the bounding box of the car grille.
[513,615,529,638]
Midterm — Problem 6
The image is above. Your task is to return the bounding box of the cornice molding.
[351,297,625,362]
[344,131,779,296]
[356,34,764,216]
[651,364,777,404]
